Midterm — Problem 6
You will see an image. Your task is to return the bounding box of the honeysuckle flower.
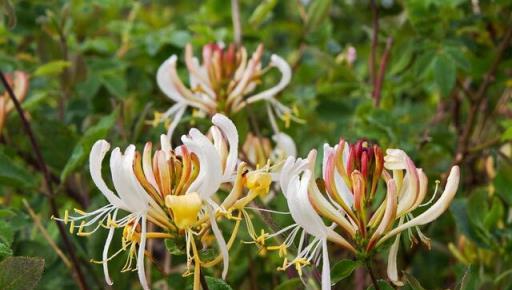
[156,42,297,137]
[241,132,297,169]
[267,139,460,289]
[56,114,272,290]
[0,71,29,133]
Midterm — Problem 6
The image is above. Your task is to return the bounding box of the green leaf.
[0,150,37,189]
[33,60,71,77]
[101,73,127,98]
[274,278,301,290]
[306,0,331,32]
[249,0,278,27]
[60,111,117,180]
[366,279,394,290]
[0,256,45,290]
[0,242,12,260]
[331,259,361,284]
[164,239,185,256]
[403,272,426,290]
[205,276,232,290]
[433,53,456,96]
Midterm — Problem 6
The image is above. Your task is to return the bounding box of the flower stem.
[366,261,380,290]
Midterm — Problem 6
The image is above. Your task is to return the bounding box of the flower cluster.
[56,43,463,290]
[156,43,297,137]
[274,139,460,289]
[58,114,272,290]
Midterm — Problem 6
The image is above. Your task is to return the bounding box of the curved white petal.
[272,132,297,158]
[208,202,229,279]
[182,129,222,199]
[157,55,188,104]
[89,140,126,209]
[102,210,117,285]
[212,114,239,180]
[245,55,292,104]
[387,230,404,286]
[137,215,149,290]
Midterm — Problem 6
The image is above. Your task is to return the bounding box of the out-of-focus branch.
[231,0,242,46]
[0,71,89,290]
[372,37,393,107]
[453,24,512,166]
[369,0,379,87]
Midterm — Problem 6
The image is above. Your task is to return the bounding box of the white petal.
[212,114,239,180]
[245,54,292,104]
[321,239,331,290]
[89,140,126,209]
[137,215,150,290]
[209,202,229,279]
[156,55,188,103]
[272,132,297,158]
[387,230,404,286]
[102,211,117,285]
[182,129,222,199]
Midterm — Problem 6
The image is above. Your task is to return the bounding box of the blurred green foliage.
[0,0,512,289]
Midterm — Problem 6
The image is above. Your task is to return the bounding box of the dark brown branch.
[199,270,210,290]
[372,37,393,107]
[453,24,512,166]
[0,71,89,290]
[366,261,381,290]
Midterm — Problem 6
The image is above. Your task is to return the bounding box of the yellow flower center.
[246,171,272,197]
[166,192,202,230]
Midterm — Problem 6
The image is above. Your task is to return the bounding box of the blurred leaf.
[331,259,361,284]
[205,276,232,290]
[60,110,117,180]
[306,0,331,32]
[164,238,185,256]
[433,53,456,96]
[33,60,71,77]
[100,73,127,98]
[0,256,44,290]
[495,163,512,205]
[274,278,301,290]
[366,279,394,290]
[403,272,426,290]
[249,0,278,27]
[0,150,37,189]
[450,199,489,248]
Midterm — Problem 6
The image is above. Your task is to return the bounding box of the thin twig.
[199,271,210,290]
[0,71,89,290]
[366,261,381,290]
[23,199,71,268]
[453,24,512,166]
[372,37,393,107]
[231,0,242,46]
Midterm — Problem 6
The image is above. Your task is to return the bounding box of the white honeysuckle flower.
[269,150,355,290]
[265,138,460,289]
[156,43,296,138]
[56,114,272,290]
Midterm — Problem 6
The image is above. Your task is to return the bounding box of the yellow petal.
[166,192,202,229]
